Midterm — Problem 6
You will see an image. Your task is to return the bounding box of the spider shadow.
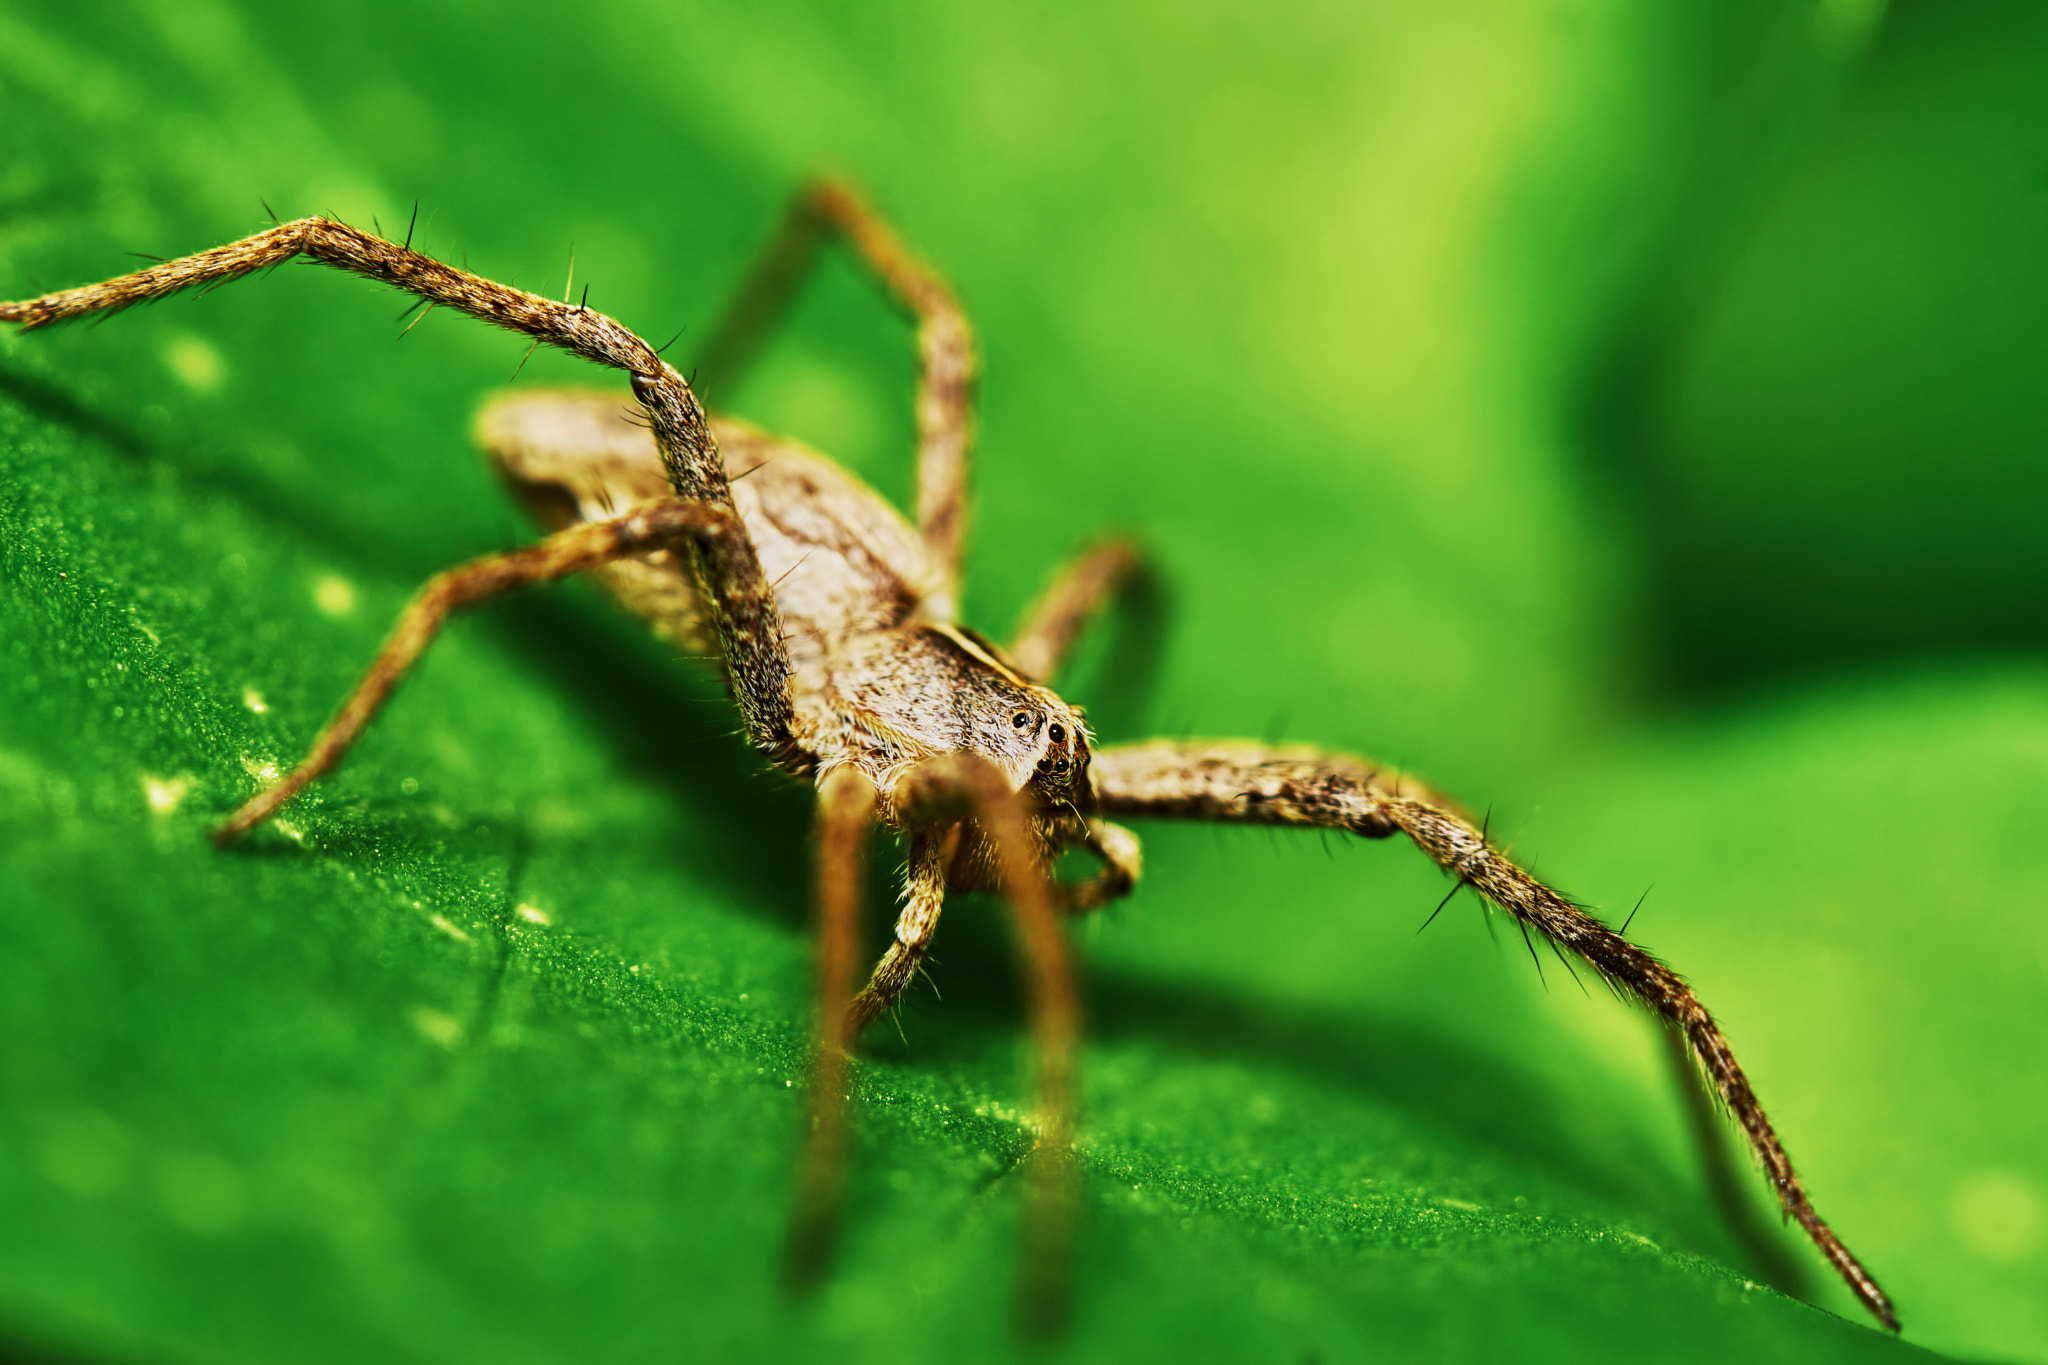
[864,893,1814,1302]
[213,581,815,915]
[478,587,818,927]
[0,363,456,578]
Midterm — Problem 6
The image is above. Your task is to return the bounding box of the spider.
[0,180,1896,1334]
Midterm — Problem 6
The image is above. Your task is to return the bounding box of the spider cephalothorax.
[0,178,1897,1336]
[820,623,1091,809]
[921,624,1095,814]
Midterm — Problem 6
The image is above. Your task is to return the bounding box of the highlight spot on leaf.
[142,775,193,814]
[312,575,357,617]
[162,333,225,393]
[428,914,471,943]
[1952,1171,2041,1263]
[410,1006,463,1049]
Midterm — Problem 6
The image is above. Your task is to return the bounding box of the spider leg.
[1087,738,1899,1334]
[843,829,947,1038]
[212,500,750,844]
[888,754,1081,1336]
[784,766,879,1295]
[689,190,832,400]
[1,219,797,763]
[691,179,975,615]
[1062,817,1143,913]
[1008,538,1143,683]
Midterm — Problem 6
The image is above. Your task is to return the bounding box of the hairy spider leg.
[1086,740,1899,1333]
[1659,1011,1815,1299]
[839,810,1133,1024]
[889,753,1081,1337]
[692,178,976,617]
[1062,818,1145,914]
[784,766,879,1295]
[0,217,799,763]
[210,502,750,844]
[689,190,830,401]
[820,760,1081,1330]
[1005,536,1151,914]
[846,831,951,1037]
[1008,537,1143,684]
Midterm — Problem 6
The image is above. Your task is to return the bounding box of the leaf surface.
[3,3,2038,1362]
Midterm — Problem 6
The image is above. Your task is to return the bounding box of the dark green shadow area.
[1591,0,2048,698]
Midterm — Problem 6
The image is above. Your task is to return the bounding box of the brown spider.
[0,181,1896,1334]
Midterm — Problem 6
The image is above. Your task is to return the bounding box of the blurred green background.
[1,1,2043,1361]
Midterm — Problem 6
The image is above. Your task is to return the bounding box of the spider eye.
[1049,723,1066,743]
[1053,758,1068,772]
[1012,710,1030,728]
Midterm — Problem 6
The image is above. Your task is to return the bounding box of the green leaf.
[2,2,2037,1362]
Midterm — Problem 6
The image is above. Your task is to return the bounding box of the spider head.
[1006,692,1093,813]
[897,624,1095,815]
